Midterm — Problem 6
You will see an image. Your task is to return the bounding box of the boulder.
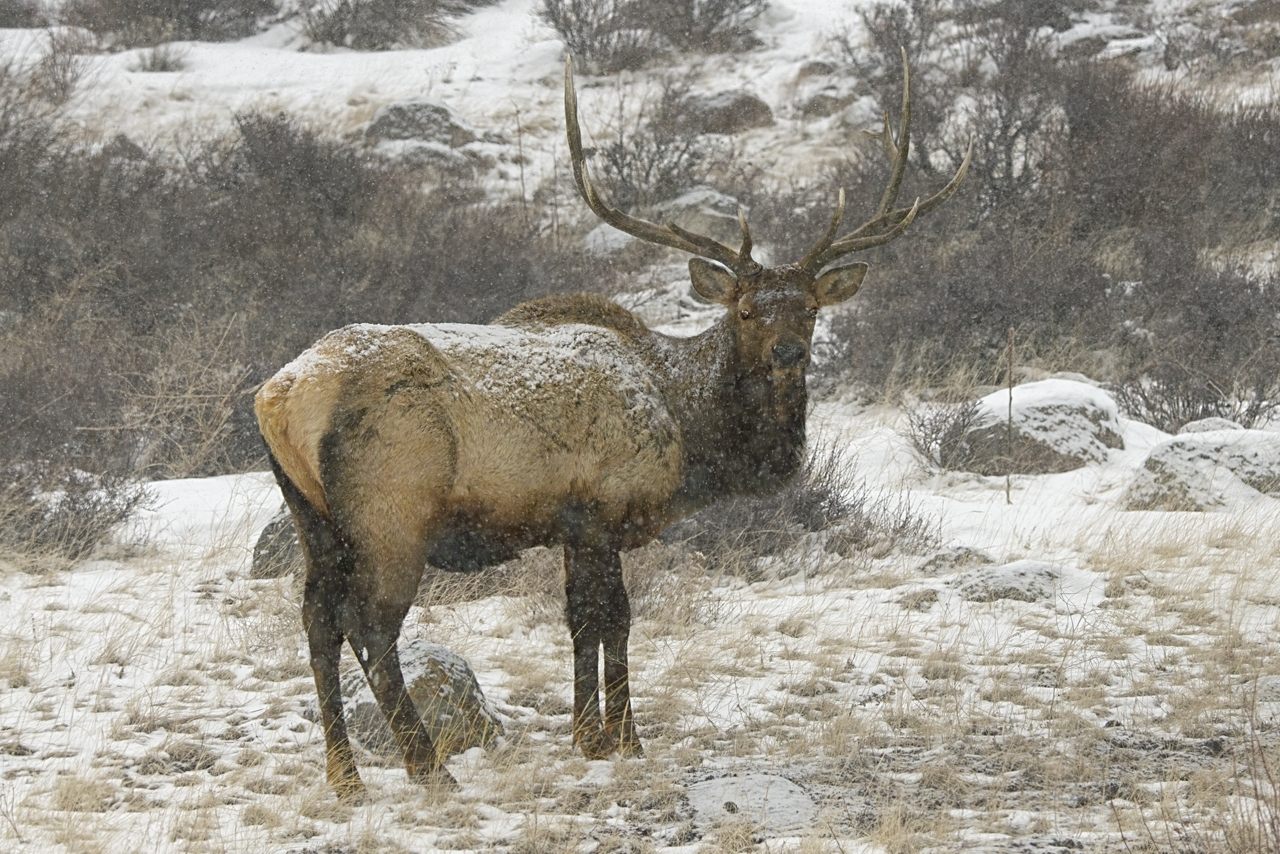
[954,379,1124,475]
[678,90,773,135]
[653,186,742,246]
[950,560,1061,603]
[586,187,742,254]
[917,545,994,576]
[340,634,502,758]
[686,774,818,835]
[365,100,477,147]
[798,85,857,118]
[1178,417,1244,434]
[372,139,476,175]
[251,509,302,579]
[1123,429,1280,511]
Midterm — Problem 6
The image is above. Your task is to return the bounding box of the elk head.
[564,52,971,431]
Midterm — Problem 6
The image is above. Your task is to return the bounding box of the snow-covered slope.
[2,401,1278,851]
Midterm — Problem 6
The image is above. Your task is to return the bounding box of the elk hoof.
[576,728,618,760]
[331,773,368,804]
[615,734,644,758]
[410,765,459,791]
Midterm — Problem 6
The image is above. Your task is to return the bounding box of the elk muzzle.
[770,337,809,371]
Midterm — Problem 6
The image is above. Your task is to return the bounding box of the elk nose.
[771,339,808,369]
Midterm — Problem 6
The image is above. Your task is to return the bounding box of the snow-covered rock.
[339,634,502,758]
[678,90,773,135]
[372,139,476,174]
[654,186,742,246]
[1178,417,1244,434]
[365,100,478,147]
[585,187,742,253]
[1123,429,1280,511]
[950,560,1061,603]
[917,545,994,576]
[956,379,1124,475]
[686,773,818,835]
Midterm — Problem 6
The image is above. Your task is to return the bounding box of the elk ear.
[688,258,738,305]
[813,262,869,306]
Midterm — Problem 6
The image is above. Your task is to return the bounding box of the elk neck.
[645,311,807,516]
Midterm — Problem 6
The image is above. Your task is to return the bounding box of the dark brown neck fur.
[644,315,806,516]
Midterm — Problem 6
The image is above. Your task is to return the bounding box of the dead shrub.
[541,0,767,72]
[29,29,96,105]
[540,0,660,73]
[0,463,151,568]
[1111,256,1280,432]
[134,42,188,72]
[662,443,936,578]
[0,0,43,26]
[62,0,273,46]
[591,75,729,212]
[301,0,461,50]
[905,399,982,471]
[2,108,602,479]
[646,0,767,53]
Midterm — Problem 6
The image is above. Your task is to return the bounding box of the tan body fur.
[257,314,683,576]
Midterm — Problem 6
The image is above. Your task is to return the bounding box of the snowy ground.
[3,0,1280,850]
[1,401,1278,852]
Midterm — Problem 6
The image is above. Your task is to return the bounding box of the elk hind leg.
[270,456,365,800]
[341,492,453,787]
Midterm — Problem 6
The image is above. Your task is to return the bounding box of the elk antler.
[799,49,972,273]
[564,58,760,276]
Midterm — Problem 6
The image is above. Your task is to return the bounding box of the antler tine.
[874,47,912,220]
[803,50,971,272]
[798,188,846,271]
[563,57,745,273]
[736,207,754,265]
[814,137,972,268]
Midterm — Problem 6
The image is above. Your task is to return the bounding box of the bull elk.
[255,53,969,799]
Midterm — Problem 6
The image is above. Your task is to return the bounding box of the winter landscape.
[3,0,1280,851]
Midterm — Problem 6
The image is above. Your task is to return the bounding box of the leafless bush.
[905,399,982,470]
[540,0,655,73]
[62,0,272,46]
[29,29,96,105]
[1111,257,1280,433]
[541,0,767,71]
[301,0,456,50]
[134,42,188,72]
[0,0,44,27]
[647,0,767,52]
[834,0,953,175]
[2,108,603,478]
[592,76,726,211]
[951,0,1066,214]
[0,62,66,224]
[119,316,257,479]
[662,443,936,578]
[1156,2,1280,75]
[0,463,151,568]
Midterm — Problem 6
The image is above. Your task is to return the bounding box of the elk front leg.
[599,548,642,756]
[564,543,612,758]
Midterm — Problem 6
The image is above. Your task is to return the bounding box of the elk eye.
[739,308,752,320]
[807,306,819,317]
